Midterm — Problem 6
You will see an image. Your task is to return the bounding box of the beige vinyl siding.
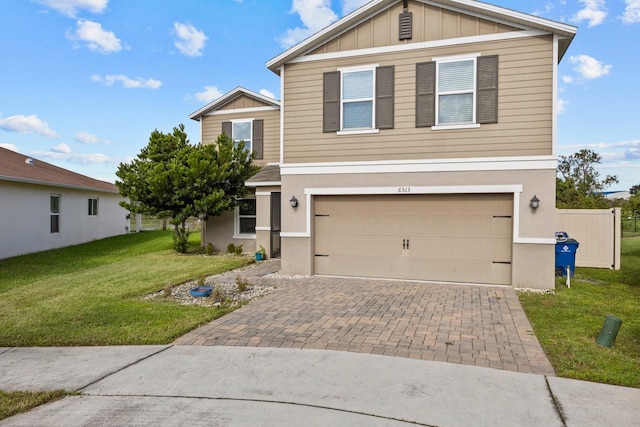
[283,35,553,163]
[218,95,275,111]
[201,109,280,166]
[310,1,518,54]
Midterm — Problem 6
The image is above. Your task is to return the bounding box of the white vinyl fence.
[556,208,621,270]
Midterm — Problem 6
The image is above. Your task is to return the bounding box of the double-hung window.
[232,120,252,152]
[323,65,394,133]
[235,198,256,237]
[50,194,60,233]
[341,68,375,130]
[436,58,476,126]
[88,197,98,216]
[416,54,498,129]
[221,119,264,160]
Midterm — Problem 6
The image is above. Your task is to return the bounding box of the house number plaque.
[397,187,411,193]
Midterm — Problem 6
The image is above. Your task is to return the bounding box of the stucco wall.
[0,181,128,259]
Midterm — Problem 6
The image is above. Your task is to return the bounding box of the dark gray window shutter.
[222,121,232,137]
[252,119,263,159]
[477,55,498,124]
[375,66,394,130]
[416,61,436,127]
[323,71,340,132]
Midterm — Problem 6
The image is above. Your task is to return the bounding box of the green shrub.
[206,243,215,255]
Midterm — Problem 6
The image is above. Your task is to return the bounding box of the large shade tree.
[556,149,618,209]
[116,124,258,252]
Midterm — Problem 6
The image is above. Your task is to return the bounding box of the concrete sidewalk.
[1,345,638,426]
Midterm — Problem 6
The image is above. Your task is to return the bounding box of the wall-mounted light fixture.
[290,196,299,209]
[530,195,540,210]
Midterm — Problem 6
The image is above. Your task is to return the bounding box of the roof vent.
[399,1,412,41]
[25,158,35,166]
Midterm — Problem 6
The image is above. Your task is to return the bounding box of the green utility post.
[596,315,622,348]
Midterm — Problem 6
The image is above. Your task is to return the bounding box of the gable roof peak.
[267,0,576,72]
[189,86,281,120]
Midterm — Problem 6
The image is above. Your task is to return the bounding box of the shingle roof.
[246,164,281,186]
[0,147,119,193]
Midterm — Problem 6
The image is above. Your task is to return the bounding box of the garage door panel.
[314,194,513,285]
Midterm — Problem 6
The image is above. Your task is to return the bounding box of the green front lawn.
[519,238,640,388]
[0,231,252,346]
[0,390,67,421]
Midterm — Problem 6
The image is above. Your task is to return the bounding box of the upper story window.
[437,59,475,125]
[232,120,252,151]
[222,119,264,160]
[416,54,498,130]
[323,65,394,134]
[50,194,60,233]
[342,68,374,130]
[88,197,98,216]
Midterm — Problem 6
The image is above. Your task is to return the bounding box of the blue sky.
[1,0,639,191]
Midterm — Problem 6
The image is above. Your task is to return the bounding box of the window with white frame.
[236,198,256,237]
[232,120,252,151]
[436,58,476,125]
[341,68,374,130]
[88,197,98,216]
[50,194,60,233]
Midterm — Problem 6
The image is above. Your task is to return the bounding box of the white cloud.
[341,0,369,15]
[623,0,640,23]
[173,22,208,57]
[569,55,612,80]
[0,115,57,137]
[74,131,104,144]
[52,142,71,154]
[278,0,338,48]
[558,98,569,114]
[194,86,224,103]
[572,0,607,27]
[34,0,108,17]
[259,89,276,99]
[91,74,162,89]
[33,149,115,165]
[67,20,121,53]
[0,143,18,152]
[562,75,574,83]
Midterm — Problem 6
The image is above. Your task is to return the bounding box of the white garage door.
[314,194,513,285]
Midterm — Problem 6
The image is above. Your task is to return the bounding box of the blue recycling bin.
[555,236,579,277]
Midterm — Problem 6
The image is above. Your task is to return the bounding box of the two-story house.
[193,0,576,290]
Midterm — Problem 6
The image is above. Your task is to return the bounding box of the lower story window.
[237,199,256,236]
[50,194,60,233]
[88,197,98,216]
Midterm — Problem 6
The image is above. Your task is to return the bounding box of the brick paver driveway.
[175,260,554,375]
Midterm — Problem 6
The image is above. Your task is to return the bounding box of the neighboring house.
[0,147,129,259]
[602,191,631,201]
[193,0,576,290]
[190,87,282,256]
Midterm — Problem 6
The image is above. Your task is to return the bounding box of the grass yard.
[0,231,253,346]
[519,238,640,388]
[0,390,67,420]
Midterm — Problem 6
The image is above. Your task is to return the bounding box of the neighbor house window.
[236,198,256,237]
[232,120,252,152]
[341,68,375,130]
[50,194,60,233]
[436,58,476,125]
[88,197,98,216]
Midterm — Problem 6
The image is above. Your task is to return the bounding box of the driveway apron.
[175,260,555,376]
